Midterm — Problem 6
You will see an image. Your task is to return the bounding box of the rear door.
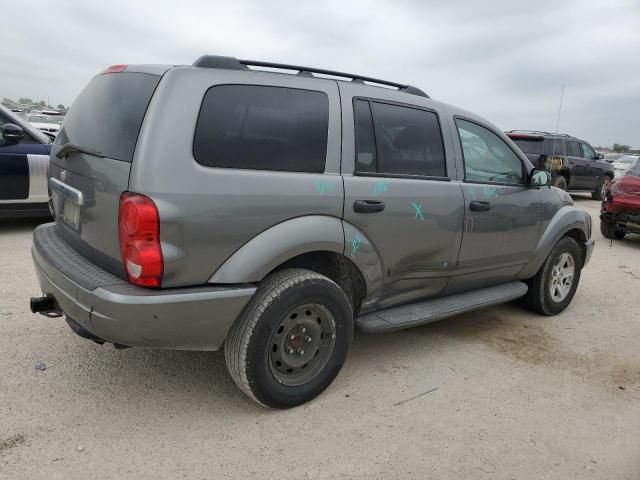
[340,87,464,308]
[48,68,163,277]
[448,118,541,293]
[566,140,591,189]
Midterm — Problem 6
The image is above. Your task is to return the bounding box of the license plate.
[61,197,81,230]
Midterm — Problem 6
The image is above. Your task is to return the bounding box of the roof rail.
[192,55,429,98]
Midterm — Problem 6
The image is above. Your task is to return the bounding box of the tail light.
[118,193,163,287]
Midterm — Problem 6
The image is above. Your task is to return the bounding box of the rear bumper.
[32,223,256,350]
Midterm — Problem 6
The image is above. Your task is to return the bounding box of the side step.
[356,281,528,333]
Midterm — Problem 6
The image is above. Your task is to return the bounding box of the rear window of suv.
[56,72,160,162]
[193,85,329,173]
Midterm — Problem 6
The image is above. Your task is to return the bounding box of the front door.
[580,142,602,188]
[342,98,464,308]
[447,118,542,294]
[566,140,592,189]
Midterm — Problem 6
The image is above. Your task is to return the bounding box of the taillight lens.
[118,193,163,287]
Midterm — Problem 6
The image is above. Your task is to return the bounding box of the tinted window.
[512,139,543,155]
[581,142,596,159]
[354,101,445,177]
[353,100,377,173]
[545,138,565,156]
[56,72,160,162]
[457,119,524,184]
[194,85,329,173]
[567,141,582,157]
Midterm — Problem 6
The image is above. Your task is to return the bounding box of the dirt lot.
[0,196,639,479]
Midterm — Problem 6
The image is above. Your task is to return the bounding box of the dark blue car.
[0,104,52,218]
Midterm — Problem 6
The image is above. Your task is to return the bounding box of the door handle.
[469,201,491,212]
[353,200,385,213]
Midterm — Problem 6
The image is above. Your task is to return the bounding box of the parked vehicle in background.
[506,131,615,200]
[0,104,52,218]
[610,155,638,178]
[600,158,640,239]
[30,56,594,408]
[27,114,63,136]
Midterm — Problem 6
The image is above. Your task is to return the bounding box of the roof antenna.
[551,83,565,158]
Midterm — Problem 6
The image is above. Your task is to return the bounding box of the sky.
[2,0,639,147]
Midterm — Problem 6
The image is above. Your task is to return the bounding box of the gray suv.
[30,56,594,408]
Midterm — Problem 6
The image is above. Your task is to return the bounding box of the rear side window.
[56,72,160,162]
[511,138,543,155]
[194,85,329,173]
[355,100,446,177]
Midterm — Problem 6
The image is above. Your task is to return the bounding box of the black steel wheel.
[225,269,353,409]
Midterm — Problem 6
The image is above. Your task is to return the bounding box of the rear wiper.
[56,142,105,159]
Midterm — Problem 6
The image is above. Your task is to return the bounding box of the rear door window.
[354,100,446,177]
[193,85,329,173]
[56,72,161,162]
[567,141,582,157]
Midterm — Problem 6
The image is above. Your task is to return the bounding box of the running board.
[356,281,528,333]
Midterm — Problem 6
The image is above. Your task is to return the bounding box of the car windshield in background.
[56,72,161,162]
[28,115,60,124]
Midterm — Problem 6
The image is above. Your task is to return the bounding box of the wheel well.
[564,228,587,265]
[269,251,367,314]
[557,169,570,181]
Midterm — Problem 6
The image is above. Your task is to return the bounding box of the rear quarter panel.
[130,68,344,287]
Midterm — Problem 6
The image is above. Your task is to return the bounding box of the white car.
[27,114,63,135]
[611,155,639,177]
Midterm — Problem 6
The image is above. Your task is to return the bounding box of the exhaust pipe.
[30,296,62,318]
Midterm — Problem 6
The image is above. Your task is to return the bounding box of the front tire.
[225,268,353,409]
[592,176,611,200]
[524,237,583,316]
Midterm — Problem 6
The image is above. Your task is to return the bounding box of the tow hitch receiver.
[30,296,62,318]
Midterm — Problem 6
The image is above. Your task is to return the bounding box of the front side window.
[581,143,596,159]
[354,100,446,177]
[194,85,329,173]
[456,119,524,184]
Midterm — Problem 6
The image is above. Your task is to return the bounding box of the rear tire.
[592,176,611,201]
[225,268,353,409]
[600,220,625,239]
[552,175,568,191]
[524,237,582,316]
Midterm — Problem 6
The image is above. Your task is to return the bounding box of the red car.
[600,156,640,239]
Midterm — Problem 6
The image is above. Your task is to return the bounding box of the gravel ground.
[1,196,639,479]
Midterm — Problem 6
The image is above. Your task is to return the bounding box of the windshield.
[56,72,161,162]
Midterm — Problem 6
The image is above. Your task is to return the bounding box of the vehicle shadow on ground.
[0,217,50,234]
[51,301,540,414]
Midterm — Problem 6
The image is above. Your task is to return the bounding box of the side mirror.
[597,153,604,160]
[529,168,551,187]
[2,123,24,143]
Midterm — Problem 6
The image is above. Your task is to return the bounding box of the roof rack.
[192,55,429,98]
